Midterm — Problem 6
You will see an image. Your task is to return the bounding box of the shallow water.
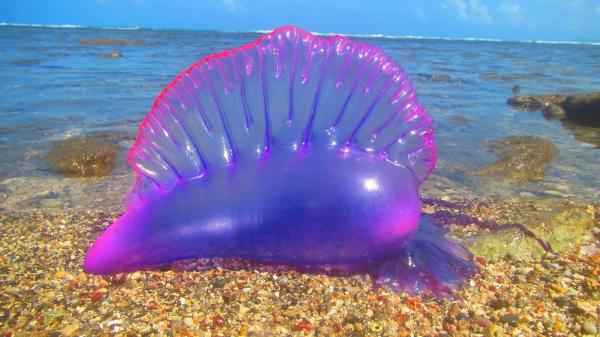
[0,25,598,210]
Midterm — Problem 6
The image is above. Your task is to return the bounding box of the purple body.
[85,26,474,294]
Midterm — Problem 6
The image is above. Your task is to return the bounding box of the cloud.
[414,8,426,20]
[500,3,524,26]
[220,0,242,13]
[570,0,585,10]
[441,0,493,24]
[441,0,467,18]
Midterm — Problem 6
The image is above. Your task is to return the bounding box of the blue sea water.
[0,25,598,208]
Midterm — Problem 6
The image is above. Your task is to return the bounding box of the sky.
[1,0,600,42]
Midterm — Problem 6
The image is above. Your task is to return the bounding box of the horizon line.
[2,22,599,47]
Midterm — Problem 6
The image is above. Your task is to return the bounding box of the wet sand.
[1,199,598,336]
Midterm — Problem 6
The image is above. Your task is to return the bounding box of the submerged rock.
[508,92,600,147]
[562,121,600,148]
[45,137,119,178]
[476,135,559,181]
[98,51,123,58]
[435,198,597,262]
[415,73,460,84]
[511,84,520,94]
[449,115,470,125]
[465,200,596,261]
[9,59,41,65]
[17,190,62,209]
[507,92,600,127]
[79,39,144,46]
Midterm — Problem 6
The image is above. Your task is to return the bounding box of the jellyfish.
[84,26,475,295]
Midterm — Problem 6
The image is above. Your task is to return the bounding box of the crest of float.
[84,26,473,294]
[127,25,434,198]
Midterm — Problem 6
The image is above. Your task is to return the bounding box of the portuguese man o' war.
[84,26,476,294]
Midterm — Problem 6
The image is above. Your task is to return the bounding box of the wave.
[3,23,599,46]
[520,39,600,46]
[0,22,144,30]
[246,29,599,46]
[318,32,598,46]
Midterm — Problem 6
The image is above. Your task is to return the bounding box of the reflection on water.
[0,25,598,209]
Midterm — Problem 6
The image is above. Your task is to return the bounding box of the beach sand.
[1,199,598,336]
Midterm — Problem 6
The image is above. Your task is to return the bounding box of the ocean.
[1,24,599,336]
[1,24,598,210]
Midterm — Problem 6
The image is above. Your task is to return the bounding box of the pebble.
[40,198,62,208]
[553,318,566,333]
[211,277,228,288]
[60,324,80,337]
[183,317,194,328]
[212,315,225,328]
[239,304,249,316]
[552,296,569,307]
[0,308,9,323]
[293,318,313,331]
[519,191,536,198]
[499,313,520,326]
[448,302,460,317]
[544,189,563,196]
[54,270,67,279]
[489,298,509,310]
[582,319,598,334]
[484,324,504,337]
[90,291,104,302]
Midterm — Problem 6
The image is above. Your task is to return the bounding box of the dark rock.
[483,72,535,82]
[562,93,600,127]
[541,103,566,120]
[507,94,562,112]
[561,121,600,148]
[10,59,41,65]
[553,296,570,307]
[489,298,510,310]
[0,183,10,196]
[210,277,228,289]
[99,51,123,58]
[456,313,469,321]
[86,131,137,144]
[79,39,144,46]
[507,92,600,127]
[449,115,470,125]
[222,290,234,303]
[499,313,520,326]
[44,137,119,178]
[415,73,459,84]
[0,307,9,323]
[110,274,128,286]
[511,84,520,94]
[18,190,62,209]
[476,135,559,181]
[508,92,600,147]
